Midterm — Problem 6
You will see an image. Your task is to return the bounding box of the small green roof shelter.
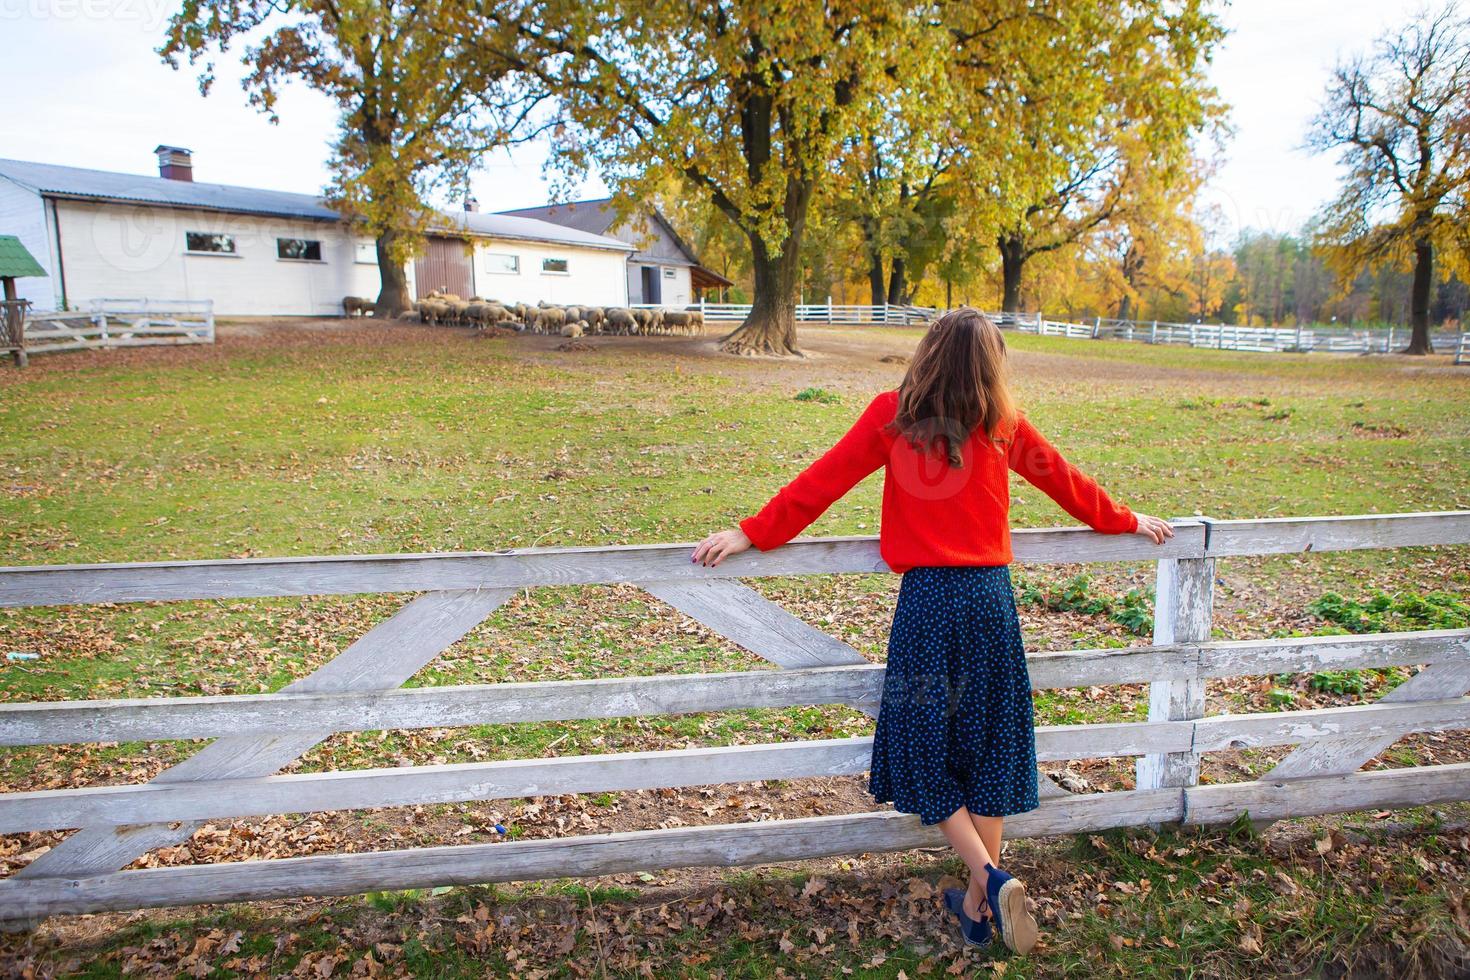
[0,235,45,367]
[0,235,45,281]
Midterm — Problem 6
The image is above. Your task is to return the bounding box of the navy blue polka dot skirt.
[867,565,1040,825]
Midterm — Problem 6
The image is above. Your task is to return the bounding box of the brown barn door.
[415,237,474,299]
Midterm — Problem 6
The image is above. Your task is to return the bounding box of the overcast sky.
[0,1,1422,245]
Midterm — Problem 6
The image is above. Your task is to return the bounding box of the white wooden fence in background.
[993,311,1466,357]
[648,303,1465,359]
[0,511,1467,924]
[22,299,214,356]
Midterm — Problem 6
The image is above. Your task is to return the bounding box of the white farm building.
[0,148,726,317]
[500,199,732,306]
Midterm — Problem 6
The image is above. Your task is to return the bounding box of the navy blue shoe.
[984,864,1038,954]
[943,887,993,948]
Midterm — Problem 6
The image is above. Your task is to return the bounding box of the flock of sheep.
[341,292,706,338]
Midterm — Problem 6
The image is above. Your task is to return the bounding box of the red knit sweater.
[739,390,1137,572]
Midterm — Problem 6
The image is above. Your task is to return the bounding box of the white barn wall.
[54,201,383,316]
[627,262,692,307]
[661,265,692,307]
[0,178,57,310]
[3,190,627,316]
[470,239,627,307]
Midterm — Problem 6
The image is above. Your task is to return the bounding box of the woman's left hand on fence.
[692,528,753,567]
[1131,513,1175,545]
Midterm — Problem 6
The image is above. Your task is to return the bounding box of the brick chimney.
[154,145,194,182]
[464,195,480,213]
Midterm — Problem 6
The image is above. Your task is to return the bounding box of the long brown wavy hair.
[886,308,1017,467]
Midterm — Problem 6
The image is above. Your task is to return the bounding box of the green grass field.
[3,325,1465,563]
[1,320,1468,977]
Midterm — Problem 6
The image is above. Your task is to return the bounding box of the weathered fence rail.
[21,298,214,356]
[1,511,1468,924]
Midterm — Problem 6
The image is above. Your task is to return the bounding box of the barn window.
[485,252,520,274]
[662,267,676,279]
[277,238,324,261]
[541,257,570,274]
[354,242,377,264]
[185,232,236,255]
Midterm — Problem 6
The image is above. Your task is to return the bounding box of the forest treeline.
[668,223,1470,330]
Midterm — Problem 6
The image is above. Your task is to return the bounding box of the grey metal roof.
[0,157,341,221]
[0,158,632,252]
[498,198,619,236]
[499,197,703,266]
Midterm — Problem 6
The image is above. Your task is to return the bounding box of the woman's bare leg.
[937,806,995,920]
[970,814,1002,868]
[966,814,1003,917]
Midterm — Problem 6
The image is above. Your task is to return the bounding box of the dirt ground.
[8,313,1450,387]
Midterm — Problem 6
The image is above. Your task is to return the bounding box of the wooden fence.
[1,511,1468,925]
[22,298,214,356]
[630,303,1466,358]
[1004,311,1465,356]
[0,299,26,367]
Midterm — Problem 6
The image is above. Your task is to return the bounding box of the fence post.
[827,296,833,325]
[1092,315,1101,339]
[1036,310,1044,331]
[1387,325,1395,353]
[1136,526,1215,803]
[1150,320,1157,344]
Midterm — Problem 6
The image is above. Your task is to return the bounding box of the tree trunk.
[867,253,886,307]
[721,235,803,356]
[886,257,907,306]
[998,234,1026,313]
[858,216,886,306]
[1119,243,1141,321]
[374,231,414,318]
[1404,238,1434,354]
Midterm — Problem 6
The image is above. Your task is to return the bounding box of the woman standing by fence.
[693,308,1173,954]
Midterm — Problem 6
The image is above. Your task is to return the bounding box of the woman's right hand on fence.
[1131,513,1175,545]
[692,528,752,567]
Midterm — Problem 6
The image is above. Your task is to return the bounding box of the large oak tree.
[162,0,522,316]
[1310,2,1470,354]
[1091,144,1214,322]
[829,68,960,308]
[476,0,943,355]
[945,0,1224,314]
